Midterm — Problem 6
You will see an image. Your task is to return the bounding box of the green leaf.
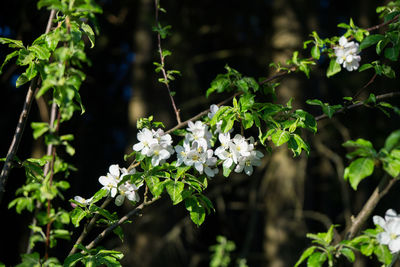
[91,188,108,204]
[384,130,400,151]
[165,180,185,205]
[344,157,374,190]
[374,244,392,265]
[311,45,320,60]
[294,246,316,267]
[359,63,373,72]
[221,113,236,133]
[145,176,165,198]
[16,65,36,88]
[16,252,41,267]
[81,23,95,48]
[0,50,19,74]
[359,34,385,50]
[343,138,374,149]
[16,49,35,66]
[288,134,310,157]
[37,0,65,10]
[238,93,255,112]
[63,253,85,267]
[223,164,234,177]
[307,252,327,267]
[384,47,399,61]
[294,109,317,134]
[28,45,50,60]
[382,149,400,177]
[31,122,49,139]
[242,113,254,129]
[0,37,24,48]
[198,194,215,214]
[70,207,86,227]
[185,196,206,226]
[326,58,341,77]
[340,248,355,263]
[324,225,335,244]
[271,129,290,146]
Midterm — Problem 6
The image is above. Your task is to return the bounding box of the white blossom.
[115,182,141,206]
[185,121,212,146]
[99,164,136,198]
[133,128,157,155]
[148,143,172,166]
[175,140,191,166]
[334,36,361,71]
[99,173,118,197]
[73,196,93,206]
[229,134,251,163]
[133,128,174,166]
[234,150,264,176]
[373,209,400,253]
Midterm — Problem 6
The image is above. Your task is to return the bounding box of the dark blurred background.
[1,0,400,266]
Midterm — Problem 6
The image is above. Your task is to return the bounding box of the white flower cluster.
[133,128,174,166]
[98,164,141,206]
[373,209,400,253]
[175,120,218,177]
[334,36,361,71]
[131,105,264,178]
[215,133,263,176]
[74,164,141,207]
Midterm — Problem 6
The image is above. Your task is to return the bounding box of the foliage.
[1,0,400,266]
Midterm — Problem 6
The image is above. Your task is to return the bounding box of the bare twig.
[346,175,397,239]
[0,9,56,206]
[154,0,181,124]
[85,198,158,250]
[353,73,377,99]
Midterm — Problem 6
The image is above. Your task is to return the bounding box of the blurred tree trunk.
[262,1,307,266]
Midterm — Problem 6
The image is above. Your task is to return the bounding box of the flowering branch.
[0,9,56,206]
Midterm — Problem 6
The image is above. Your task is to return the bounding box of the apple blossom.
[373,209,400,253]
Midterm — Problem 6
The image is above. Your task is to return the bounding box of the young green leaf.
[326,58,341,77]
[344,157,375,190]
[165,180,185,205]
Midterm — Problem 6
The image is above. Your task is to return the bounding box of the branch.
[0,10,56,206]
[346,175,397,239]
[68,197,113,256]
[85,198,158,250]
[365,14,400,32]
[154,0,181,124]
[315,91,400,121]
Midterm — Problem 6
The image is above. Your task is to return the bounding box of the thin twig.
[353,73,377,99]
[346,175,397,239]
[85,198,158,250]
[315,91,400,121]
[0,9,56,206]
[154,0,181,124]
[68,197,113,256]
[365,14,400,32]
[44,110,61,260]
